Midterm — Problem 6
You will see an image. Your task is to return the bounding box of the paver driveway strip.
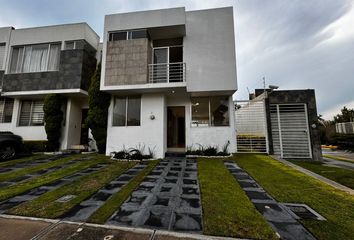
[107,157,203,233]
[0,162,109,213]
[0,156,89,188]
[63,162,148,222]
[224,160,316,240]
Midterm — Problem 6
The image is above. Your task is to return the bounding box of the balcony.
[148,62,186,83]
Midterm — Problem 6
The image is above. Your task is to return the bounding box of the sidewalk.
[0,215,240,240]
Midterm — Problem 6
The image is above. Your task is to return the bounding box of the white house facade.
[0,24,100,149]
[101,7,237,158]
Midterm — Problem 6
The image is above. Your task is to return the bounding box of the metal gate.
[270,104,312,158]
[235,99,268,153]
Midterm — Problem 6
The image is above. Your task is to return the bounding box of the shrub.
[112,150,129,159]
[23,141,47,153]
[203,146,218,156]
[86,64,111,153]
[129,149,143,161]
[43,94,65,151]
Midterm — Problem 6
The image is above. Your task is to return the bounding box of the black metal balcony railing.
[148,62,186,83]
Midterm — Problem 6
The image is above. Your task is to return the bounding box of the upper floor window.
[19,100,44,126]
[0,98,14,123]
[9,43,61,74]
[64,40,85,50]
[191,96,230,127]
[0,43,5,70]
[112,96,141,126]
[108,30,148,42]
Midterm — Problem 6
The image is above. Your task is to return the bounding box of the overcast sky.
[0,0,353,120]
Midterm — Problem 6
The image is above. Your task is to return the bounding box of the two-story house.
[101,7,237,158]
[0,23,99,150]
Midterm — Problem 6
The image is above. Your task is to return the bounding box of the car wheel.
[0,144,16,160]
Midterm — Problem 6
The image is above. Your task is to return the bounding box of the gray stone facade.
[265,90,322,161]
[2,44,97,92]
[104,38,151,86]
[0,71,4,88]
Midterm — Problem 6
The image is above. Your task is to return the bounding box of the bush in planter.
[113,150,129,159]
[203,146,218,156]
[43,94,64,151]
[129,149,143,160]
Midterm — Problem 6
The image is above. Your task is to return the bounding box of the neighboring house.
[336,122,354,134]
[101,7,237,158]
[0,23,99,150]
[235,89,322,161]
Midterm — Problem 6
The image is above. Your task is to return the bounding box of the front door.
[167,106,185,150]
[80,109,89,145]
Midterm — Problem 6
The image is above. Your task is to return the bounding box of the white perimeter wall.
[106,93,166,158]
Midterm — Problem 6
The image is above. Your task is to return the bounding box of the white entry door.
[270,104,312,158]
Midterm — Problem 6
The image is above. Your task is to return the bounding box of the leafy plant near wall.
[86,64,111,153]
[186,141,231,156]
[43,94,64,151]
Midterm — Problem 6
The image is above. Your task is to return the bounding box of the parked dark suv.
[0,132,24,160]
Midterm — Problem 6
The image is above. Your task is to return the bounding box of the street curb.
[270,155,354,195]
[0,214,246,240]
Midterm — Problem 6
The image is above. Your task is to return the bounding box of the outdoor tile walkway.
[223,160,316,240]
[63,162,148,222]
[0,160,108,214]
[107,157,203,233]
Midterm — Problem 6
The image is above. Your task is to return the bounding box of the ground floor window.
[113,96,141,126]
[0,98,14,123]
[19,100,44,126]
[191,96,230,127]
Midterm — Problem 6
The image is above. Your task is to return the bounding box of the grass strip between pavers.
[323,154,354,164]
[8,161,136,218]
[0,154,83,182]
[88,160,160,224]
[197,158,277,240]
[234,154,354,240]
[0,156,108,202]
[0,154,47,168]
[289,160,354,189]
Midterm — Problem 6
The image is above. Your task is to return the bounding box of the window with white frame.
[191,96,230,127]
[9,43,61,73]
[0,98,14,123]
[0,43,5,70]
[112,96,141,126]
[19,100,44,126]
[108,30,148,42]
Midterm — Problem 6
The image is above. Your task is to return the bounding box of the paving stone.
[108,157,203,233]
[173,214,202,231]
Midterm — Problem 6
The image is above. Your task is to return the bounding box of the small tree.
[334,106,354,123]
[86,64,111,153]
[44,94,64,151]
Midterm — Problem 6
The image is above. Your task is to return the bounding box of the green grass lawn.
[8,161,136,218]
[323,154,354,163]
[234,154,354,240]
[289,160,354,189]
[0,154,82,182]
[197,158,277,240]
[88,160,159,224]
[0,154,47,168]
[0,155,108,202]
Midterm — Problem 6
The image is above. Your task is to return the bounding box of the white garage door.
[270,104,312,158]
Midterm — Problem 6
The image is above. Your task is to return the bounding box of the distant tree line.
[319,106,354,150]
